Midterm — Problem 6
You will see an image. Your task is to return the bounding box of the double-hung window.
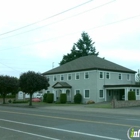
[75,90,80,95]
[75,73,80,80]
[84,90,89,98]
[99,90,104,98]
[53,75,57,81]
[100,72,104,79]
[127,74,130,81]
[119,74,122,80]
[60,75,64,81]
[84,72,89,79]
[106,72,110,79]
[137,89,139,95]
[67,74,72,80]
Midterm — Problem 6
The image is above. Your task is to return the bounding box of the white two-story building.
[42,55,140,103]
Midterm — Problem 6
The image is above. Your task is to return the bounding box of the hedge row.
[43,93,54,103]
[128,91,136,100]
[0,95,16,98]
[74,93,82,104]
[60,94,67,104]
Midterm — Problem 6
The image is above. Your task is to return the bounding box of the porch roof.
[52,82,72,88]
[104,84,140,88]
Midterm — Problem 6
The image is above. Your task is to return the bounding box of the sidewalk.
[1,103,140,116]
[39,104,140,116]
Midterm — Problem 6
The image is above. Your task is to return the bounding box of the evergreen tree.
[60,32,98,65]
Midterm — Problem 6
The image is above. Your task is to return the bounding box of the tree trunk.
[29,93,33,106]
[2,93,6,104]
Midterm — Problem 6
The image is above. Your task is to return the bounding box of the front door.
[66,90,70,102]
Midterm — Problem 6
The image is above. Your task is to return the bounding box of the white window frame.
[106,72,110,79]
[84,89,90,99]
[127,74,130,81]
[47,76,50,81]
[99,90,104,98]
[84,72,89,79]
[99,71,104,79]
[75,89,80,95]
[60,75,64,81]
[75,73,80,80]
[53,75,57,81]
[67,73,72,81]
[119,73,122,80]
[137,89,139,95]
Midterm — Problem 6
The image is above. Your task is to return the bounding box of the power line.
[0,62,21,73]
[0,0,93,36]
[0,13,139,51]
[0,0,115,40]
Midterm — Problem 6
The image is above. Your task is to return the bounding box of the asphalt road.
[0,105,140,140]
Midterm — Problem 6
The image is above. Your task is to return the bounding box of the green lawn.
[86,102,112,109]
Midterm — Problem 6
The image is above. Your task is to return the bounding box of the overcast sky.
[0,0,140,78]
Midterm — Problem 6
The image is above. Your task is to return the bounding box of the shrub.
[0,95,16,98]
[87,100,95,104]
[128,91,136,100]
[13,100,29,103]
[43,93,47,102]
[60,93,67,104]
[46,93,54,103]
[8,99,12,103]
[74,93,82,104]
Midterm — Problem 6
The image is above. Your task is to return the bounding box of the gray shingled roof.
[42,55,136,75]
[52,82,72,88]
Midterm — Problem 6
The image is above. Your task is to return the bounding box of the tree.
[19,71,49,106]
[0,75,19,104]
[60,32,99,65]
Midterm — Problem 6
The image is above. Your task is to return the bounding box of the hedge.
[43,93,47,102]
[74,93,82,104]
[0,95,16,98]
[13,100,29,103]
[60,93,67,104]
[128,91,136,100]
[46,93,54,103]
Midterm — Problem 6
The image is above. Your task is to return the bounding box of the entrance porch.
[52,82,72,102]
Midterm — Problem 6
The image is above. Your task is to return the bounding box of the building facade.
[42,55,140,103]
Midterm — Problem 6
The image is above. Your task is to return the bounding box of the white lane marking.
[126,119,140,121]
[0,118,121,140]
[0,126,60,140]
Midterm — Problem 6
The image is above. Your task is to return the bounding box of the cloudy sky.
[0,0,140,78]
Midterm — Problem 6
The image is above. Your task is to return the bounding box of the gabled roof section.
[43,55,136,75]
[52,82,72,88]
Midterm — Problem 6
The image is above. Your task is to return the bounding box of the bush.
[60,93,67,104]
[0,95,16,98]
[8,99,12,103]
[43,93,47,102]
[13,100,29,103]
[74,93,82,104]
[87,100,95,104]
[128,91,136,100]
[46,93,54,103]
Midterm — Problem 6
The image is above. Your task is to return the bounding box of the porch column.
[125,88,128,100]
[104,89,107,101]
